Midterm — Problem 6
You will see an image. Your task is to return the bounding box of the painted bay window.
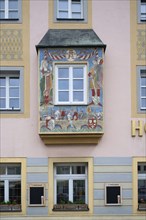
[57,0,83,19]
[55,64,87,105]
[0,163,21,212]
[54,163,88,208]
[0,67,24,113]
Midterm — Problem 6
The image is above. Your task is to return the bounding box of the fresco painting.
[39,47,104,133]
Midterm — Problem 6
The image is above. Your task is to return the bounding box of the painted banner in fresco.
[39,47,104,133]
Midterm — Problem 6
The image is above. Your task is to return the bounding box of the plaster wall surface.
[0,0,145,158]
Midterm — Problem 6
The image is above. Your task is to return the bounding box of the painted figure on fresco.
[39,48,104,133]
[40,54,53,105]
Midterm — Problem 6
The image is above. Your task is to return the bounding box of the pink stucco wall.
[1,0,145,157]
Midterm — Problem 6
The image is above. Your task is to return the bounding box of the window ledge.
[138,203,146,211]
[39,133,103,145]
[0,204,21,212]
[53,204,89,211]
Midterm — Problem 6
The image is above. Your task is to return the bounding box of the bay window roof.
[36,29,106,50]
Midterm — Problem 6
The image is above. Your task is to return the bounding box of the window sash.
[0,0,19,19]
[57,0,83,19]
[54,164,87,204]
[55,65,87,105]
[0,75,20,110]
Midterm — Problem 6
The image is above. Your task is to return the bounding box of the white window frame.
[0,67,24,113]
[0,0,22,22]
[0,164,21,204]
[105,184,122,206]
[28,184,45,207]
[54,163,88,204]
[54,64,87,105]
[138,0,146,23]
[57,0,83,19]
[137,66,146,112]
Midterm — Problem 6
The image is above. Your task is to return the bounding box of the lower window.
[53,163,89,211]
[138,162,146,211]
[0,163,21,212]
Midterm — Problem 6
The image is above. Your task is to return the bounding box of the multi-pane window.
[0,0,20,20]
[57,0,83,19]
[0,164,21,206]
[55,65,87,105]
[138,67,146,111]
[54,164,87,204]
[0,68,23,112]
[138,162,146,210]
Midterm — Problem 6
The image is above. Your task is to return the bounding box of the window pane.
[0,78,6,86]
[58,0,68,10]
[72,12,81,18]
[9,181,21,204]
[9,98,19,108]
[56,166,70,174]
[72,165,85,174]
[0,98,6,108]
[73,68,83,78]
[9,0,18,9]
[8,11,18,18]
[0,181,4,203]
[58,11,68,18]
[141,87,146,96]
[59,79,69,90]
[72,2,81,12]
[57,180,69,204]
[141,98,146,108]
[58,68,69,78]
[73,79,83,90]
[9,77,19,86]
[9,88,19,97]
[0,88,6,97]
[7,164,21,175]
[0,164,6,175]
[0,0,4,9]
[141,77,146,86]
[73,91,83,102]
[0,11,5,19]
[59,91,69,102]
[73,180,85,203]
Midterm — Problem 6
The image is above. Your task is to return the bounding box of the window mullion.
[5,76,9,109]
[68,0,71,18]
[5,0,9,18]
[5,180,9,202]
[69,178,73,202]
